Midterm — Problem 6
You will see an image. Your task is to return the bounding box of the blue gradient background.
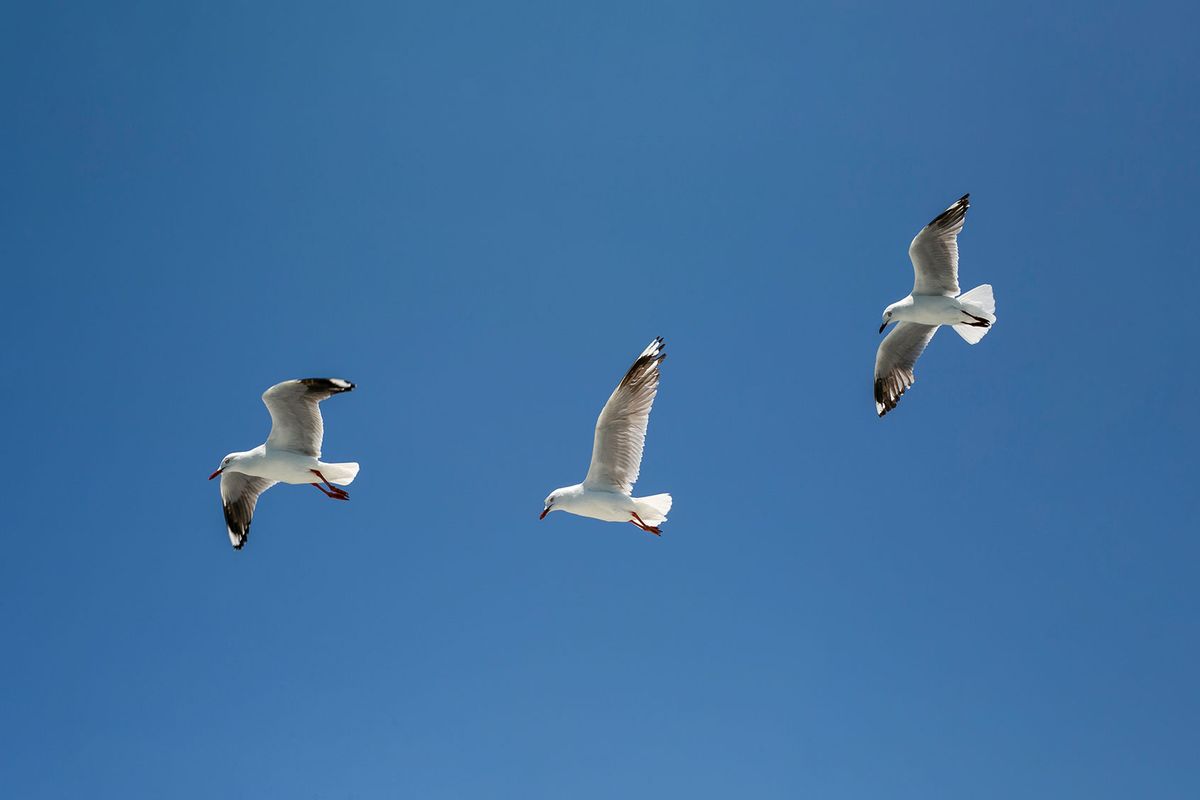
[2,1,1197,797]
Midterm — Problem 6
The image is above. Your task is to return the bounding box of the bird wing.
[874,323,940,417]
[582,337,666,494]
[908,194,969,296]
[262,378,354,457]
[220,472,277,550]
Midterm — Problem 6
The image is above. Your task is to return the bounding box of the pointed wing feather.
[582,338,665,494]
[220,472,277,550]
[262,378,354,457]
[874,323,940,417]
[908,194,969,296]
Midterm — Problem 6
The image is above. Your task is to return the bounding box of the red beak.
[539,507,550,520]
[208,469,222,480]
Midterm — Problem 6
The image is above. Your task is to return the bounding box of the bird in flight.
[209,378,360,549]
[540,337,673,535]
[875,194,997,416]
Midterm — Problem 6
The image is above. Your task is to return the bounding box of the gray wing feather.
[220,472,277,550]
[262,378,354,457]
[908,194,969,296]
[583,338,665,494]
[874,323,940,417]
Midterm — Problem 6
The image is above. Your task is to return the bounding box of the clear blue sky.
[2,1,1197,797]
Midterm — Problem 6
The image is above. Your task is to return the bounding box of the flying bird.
[540,337,673,535]
[209,378,360,549]
[875,194,997,416]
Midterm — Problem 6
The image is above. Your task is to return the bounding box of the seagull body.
[209,444,352,485]
[875,194,997,416]
[544,484,667,525]
[541,338,672,535]
[880,292,989,327]
[209,378,359,549]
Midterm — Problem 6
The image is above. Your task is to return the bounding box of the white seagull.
[208,378,360,549]
[875,194,997,416]
[540,337,673,535]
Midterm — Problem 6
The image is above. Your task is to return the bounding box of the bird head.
[208,452,239,480]
[880,298,913,333]
[540,486,577,519]
[539,485,583,519]
[880,304,896,334]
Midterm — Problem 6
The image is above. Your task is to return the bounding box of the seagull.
[208,378,360,549]
[540,337,673,535]
[875,194,997,416]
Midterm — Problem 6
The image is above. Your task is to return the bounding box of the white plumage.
[209,378,359,549]
[541,338,673,535]
[876,195,997,416]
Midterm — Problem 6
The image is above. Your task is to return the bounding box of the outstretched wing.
[874,323,940,417]
[908,194,969,296]
[582,338,666,494]
[262,378,354,457]
[220,472,277,550]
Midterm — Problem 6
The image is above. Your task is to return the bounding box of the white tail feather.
[320,462,360,485]
[953,324,990,344]
[954,284,996,344]
[634,493,672,525]
[958,284,995,317]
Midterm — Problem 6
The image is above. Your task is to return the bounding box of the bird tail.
[634,493,673,525]
[953,284,996,344]
[320,462,360,485]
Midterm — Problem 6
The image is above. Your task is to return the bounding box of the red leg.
[630,512,662,536]
[311,469,349,499]
[310,481,349,501]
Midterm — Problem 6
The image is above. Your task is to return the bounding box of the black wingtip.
[228,525,248,550]
[618,339,667,389]
[298,378,355,393]
[224,501,251,550]
[873,373,911,417]
[874,379,891,416]
[926,194,971,228]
